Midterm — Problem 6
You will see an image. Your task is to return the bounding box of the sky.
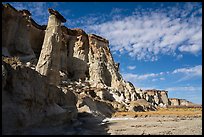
[4,2,202,104]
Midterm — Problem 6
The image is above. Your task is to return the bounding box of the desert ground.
[103,107,202,135]
[9,107,202,135]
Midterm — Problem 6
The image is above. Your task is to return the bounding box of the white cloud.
[172,65,202,82]
[152,79,157,82]
[122,65,202,86]
[176,54,183,60]
[172,65,202,76]
[160,77,165,81]
[178,44,202,54]
[84,3,202,61]
[123,71,164,81]
[166,86,202,92]
[127,65,136,70]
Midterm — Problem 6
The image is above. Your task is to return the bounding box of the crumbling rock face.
[143,89,170,108]
[2,4,45,61]
[87,34,143,105]
[66,31,89,81]
[169,98,195,107]
[128,99,156,112]
[78,96,115,119]
[169,98,181,106]
[36,12,63,86]
[2,59,77,135]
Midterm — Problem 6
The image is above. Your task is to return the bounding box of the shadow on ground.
[8,112,111,135]
[75,112,111,135]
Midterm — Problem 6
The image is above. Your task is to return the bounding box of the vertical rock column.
[36,9,66,86]
[160,91,169,106]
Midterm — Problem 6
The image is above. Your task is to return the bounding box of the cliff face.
[2,4,198,134]
[2,4,45,61]
[143,90,170,107]
[36,13,63,86]
[2,57,77,134]
[169,98,196,107]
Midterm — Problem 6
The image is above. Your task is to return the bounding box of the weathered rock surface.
[169,98,196,107]
[2,3,45,61]
[36,9,64,86]
[2,58,77,135]
[143,89,170,108]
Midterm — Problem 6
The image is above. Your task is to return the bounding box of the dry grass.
[113,107,202,117]
[2,56,21,65]
[2,57,22,69]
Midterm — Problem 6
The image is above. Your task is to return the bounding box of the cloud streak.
[165,86,202,92]
[127,65,136,70]
[122,71,164,82]
[84,3,202,61]
[122,65,202,84]
[172,65,202,81]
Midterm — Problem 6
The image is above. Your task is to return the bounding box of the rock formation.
[169,98,196,107]
[2,3,199,135]
[2,3,45,62]
[143,89,170,107]
[35,8,64,86]
[2,57,77,134]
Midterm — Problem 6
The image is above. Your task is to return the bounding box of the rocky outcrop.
[65,28,89,81]
[169,98,180,106]
[2,57,77,135]
[169,98,196,107]
[88,34,142,105]
[36,9,64,86]
[128,99,156,112]
[2,3,45,61]
[143,89,170,107]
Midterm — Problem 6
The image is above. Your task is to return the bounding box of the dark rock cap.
[48,8,66,23]
[19,9,31,16]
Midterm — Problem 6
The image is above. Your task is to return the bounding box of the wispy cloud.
[84,3,202,61]
[123,71,164,81]
[172,65,202,81]
[127,65,136,70]
[122,64,202,86]
[166,86,202,92]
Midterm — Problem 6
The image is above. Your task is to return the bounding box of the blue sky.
[4,2,202,104]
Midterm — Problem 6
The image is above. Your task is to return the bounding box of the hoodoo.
[36,8,65,86]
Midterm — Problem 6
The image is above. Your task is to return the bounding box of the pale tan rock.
[2,4,36,61]
[36,13,63,86]
[143,89,170,107]
[169,98,180,106]
[160,90,169,105]
[2,60,77,135]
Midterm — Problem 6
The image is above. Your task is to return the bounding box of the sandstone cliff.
[2,57,77,134]
[169,98,196,107]
[2,3,45,61]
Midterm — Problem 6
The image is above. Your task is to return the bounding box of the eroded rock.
[2,59,77,135]
[36,10,64,86]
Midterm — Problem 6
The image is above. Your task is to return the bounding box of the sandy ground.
[104,116,202,135]
[7,109,202,135]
